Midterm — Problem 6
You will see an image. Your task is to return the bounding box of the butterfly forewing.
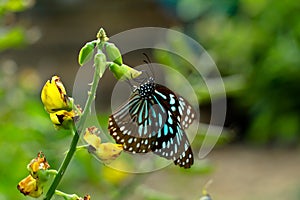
[109,92,167,153]
[155,84,196,129]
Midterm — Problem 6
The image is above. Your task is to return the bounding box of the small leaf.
[109,63,142,80]
[78,41,97,66]
[105,42,123,65]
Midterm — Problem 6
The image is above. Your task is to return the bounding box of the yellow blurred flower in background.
[102,159,130,185]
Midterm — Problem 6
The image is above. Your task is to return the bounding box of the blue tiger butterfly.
[108,76,196,168]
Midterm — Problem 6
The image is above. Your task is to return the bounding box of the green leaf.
[105,42,123,65]
[0,27,26,51]
[78,41,97,66]
[108,63,142,80]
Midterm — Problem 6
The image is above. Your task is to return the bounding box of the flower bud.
[17,175,43,198]
[109,63,142,80]
[41,76,72,113]
[55,191,91,200]
[200,180,213,200]
[94,51,107,77]
[18,152,52,198]
[95,143,123,164]
[83,127,123,164]
[83,195,91,200]
[200,195,212,200]
[49,110,75,130]
[27,152,50,178]
[105,43,123,65]
[96,28,109,42]
[83,126,102,148]
[78,41,97,66]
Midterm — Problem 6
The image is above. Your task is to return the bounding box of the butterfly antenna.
[143,58,149,64]
[142,53,155,78]
[125,78,135,91]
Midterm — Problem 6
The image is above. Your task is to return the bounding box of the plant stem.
[55,189,79,199]
[77,65,101,131]
[44,66,102,200]
[44,126,79,200]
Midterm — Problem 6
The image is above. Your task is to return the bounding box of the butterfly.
[108,77,196,168]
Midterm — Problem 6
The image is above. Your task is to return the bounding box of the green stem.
[44,65,102,200]
[77,66,101,131]
[55,190,79,199]
[44,126,79,200]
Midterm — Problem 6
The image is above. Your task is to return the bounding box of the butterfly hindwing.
[178,96,196,129]
[109,92,167,153]
[109,115,155,153]
[152,84,194,168]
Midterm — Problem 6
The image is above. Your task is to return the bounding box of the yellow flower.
[27,152,50,178]
[83,127,123,164]
[17,175,43,198]
[95,143,123,164]
[41,75,72,113]
[17,152,51,198]
[200,180,213,200]
[49,110,75,129]
[83,126,102,148]
[83,195,91,200]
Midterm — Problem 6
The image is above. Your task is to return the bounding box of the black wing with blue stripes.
[108,78,195,168]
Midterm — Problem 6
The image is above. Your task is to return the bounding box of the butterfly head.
[135,77,155,99]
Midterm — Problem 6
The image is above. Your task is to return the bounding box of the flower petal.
[83,127,102,149]
[17,175,43,198]
[95,143,123,164]
[41,75,72,113]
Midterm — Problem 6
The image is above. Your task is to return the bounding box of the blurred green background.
[1,0,300,199]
